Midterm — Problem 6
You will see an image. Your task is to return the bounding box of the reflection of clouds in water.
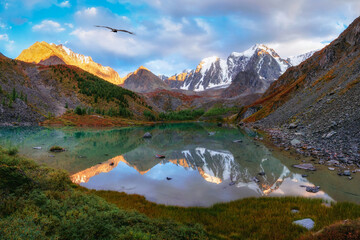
[73,145,335,206]
[81,161,260,207]
[269,174,334,202]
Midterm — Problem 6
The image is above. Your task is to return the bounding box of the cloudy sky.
[0,0,359,76]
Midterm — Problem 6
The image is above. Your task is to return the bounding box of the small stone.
[327,160,340,165]
[325,131,336,139]
[306,186,320,193]
[343,170,351,176]
[302,174,308,178]
[143,132,152,138]
[33,147,42,150]
[291,209,300,213]
[348,177,353,180]
[229,181,236,186]
[328,167,335,171]
[292,163,316,171]
[252,177,260,183]
[293,218,315,230]
[233,139,243,143]
[291,139,301,147]
[289,123,298,129]
[258,172,266,176]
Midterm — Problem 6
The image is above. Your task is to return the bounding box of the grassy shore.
[0,147,205,240]
[1,146,360,239]
[93,190,360,239]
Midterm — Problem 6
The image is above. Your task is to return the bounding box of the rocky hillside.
[165,44,292,92]
[240,16,360,162]
[122,66,170,93]
[0,54,152,125]
[16,41,123,85]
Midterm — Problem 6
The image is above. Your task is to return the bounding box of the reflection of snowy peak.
[182,148,248,184]
[167,44,291,92]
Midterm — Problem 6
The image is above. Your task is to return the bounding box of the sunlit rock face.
[16,41,123,85]
[122,66,170,93]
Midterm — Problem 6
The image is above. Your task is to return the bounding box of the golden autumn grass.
[92,190,360,240]
[41,112,154,127]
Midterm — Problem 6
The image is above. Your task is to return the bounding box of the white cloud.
[267,38,330,58]
[144,59,189,76]
[66,1,360,75]
[65,23,74,28]
[32,20,65,33]
[76,7,98,18]
[0,34,11,42]
[70,28,155,57]
[58,1,70,8]
[0,34,15,52]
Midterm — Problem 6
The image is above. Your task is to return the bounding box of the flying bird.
[95,25,134,35]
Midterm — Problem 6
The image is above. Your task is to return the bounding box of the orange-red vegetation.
[41,112,153,127]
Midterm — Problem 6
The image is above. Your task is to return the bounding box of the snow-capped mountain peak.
[165,44,315,93]
[287,50,317,66]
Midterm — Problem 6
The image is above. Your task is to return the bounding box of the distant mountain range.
[16,42,123,85]
[17,41,315,97]
[164,44,314,92]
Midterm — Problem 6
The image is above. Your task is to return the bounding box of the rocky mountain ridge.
[16,41,123,85]
[165,44,315,92]
[122,66,170,93]
[0,53,152,125]
[239,16,360,163]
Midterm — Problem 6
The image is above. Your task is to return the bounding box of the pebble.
[252,177,260,183]
[291,209,299,213]
[292,163,316,171]
[143,132,152,138]
[306,186,320,193]
[293,218,315,230]
[328,167,335,171]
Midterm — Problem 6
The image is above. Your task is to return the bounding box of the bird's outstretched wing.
[95,25,114,30]
[94,25,135,35]
[116,29,135,35]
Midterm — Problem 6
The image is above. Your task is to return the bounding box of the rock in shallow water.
[306,186,320,193]
[143,132,152,138]
[292,163,316,171]
[293,218,315,230]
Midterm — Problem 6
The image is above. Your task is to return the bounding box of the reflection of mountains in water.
[71,147,292,195]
